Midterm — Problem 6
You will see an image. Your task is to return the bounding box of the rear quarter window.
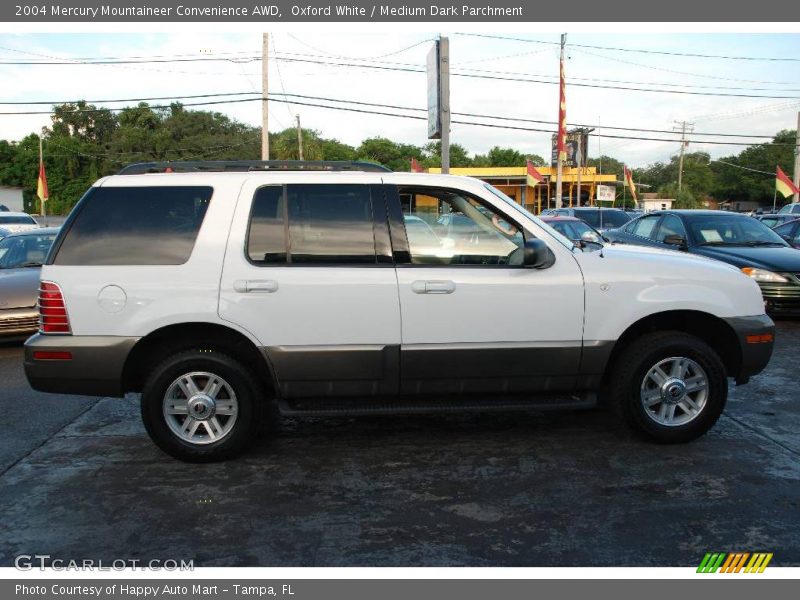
[53,186,212,265]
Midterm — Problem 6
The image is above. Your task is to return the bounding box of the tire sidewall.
[618,335,727,442]
[141,351,261,462]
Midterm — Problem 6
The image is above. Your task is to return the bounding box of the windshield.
[483,183,574,249]
[0,232,57,268]
[0,215,36,225]
[687,215,788,246]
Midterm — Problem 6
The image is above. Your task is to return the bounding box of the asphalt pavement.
[0,322,798,567]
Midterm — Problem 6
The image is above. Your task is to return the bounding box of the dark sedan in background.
[0,227,60,339]
[605,210,800,316]
[773,219,800,249]
[540,207,634,233]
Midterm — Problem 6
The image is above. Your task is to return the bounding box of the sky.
[0,31,798,168]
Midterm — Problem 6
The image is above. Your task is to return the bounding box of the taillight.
[38,281,71,334]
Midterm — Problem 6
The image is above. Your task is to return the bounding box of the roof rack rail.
[117,160,391,175]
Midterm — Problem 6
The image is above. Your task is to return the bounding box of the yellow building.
[427,166,618,214]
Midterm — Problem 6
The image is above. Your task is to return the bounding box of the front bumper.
[24,334,138,397]
[760,281,800,316]
[0,307,39,339]
[722,315,775,385]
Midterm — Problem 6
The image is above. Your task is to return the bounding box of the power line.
[455,33,800,62]
[0,90,787,140]
[264,55,800,100]
[0,92,792,145]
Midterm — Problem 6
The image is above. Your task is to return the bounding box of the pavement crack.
[722,413,800,458]
[0,398,100,480]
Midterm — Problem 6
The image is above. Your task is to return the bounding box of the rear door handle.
[411,280,456,294]
[233,279,279,293]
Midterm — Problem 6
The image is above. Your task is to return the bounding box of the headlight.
[741,267,789,283]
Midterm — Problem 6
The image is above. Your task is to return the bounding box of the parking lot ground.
[0,322,798,567]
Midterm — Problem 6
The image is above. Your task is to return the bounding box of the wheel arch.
[601,310,742,385]
[121,322,276,397]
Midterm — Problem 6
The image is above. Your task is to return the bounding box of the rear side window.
[54,186,212,265]
[247,184,377,265]
[0,215,36,224]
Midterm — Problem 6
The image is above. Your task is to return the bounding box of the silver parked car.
[0,227,59,339]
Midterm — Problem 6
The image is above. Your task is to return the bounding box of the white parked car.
[0,212,39,238]
[25,161,775,462]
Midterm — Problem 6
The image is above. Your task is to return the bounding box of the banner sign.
[4,1,800,21]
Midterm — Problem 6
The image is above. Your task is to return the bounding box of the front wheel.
[141,350,263,462]
[608,331,728,443]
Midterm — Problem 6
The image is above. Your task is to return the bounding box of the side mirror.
[663,234,688,249]
[780,234,792,243]
[523,239,555,268]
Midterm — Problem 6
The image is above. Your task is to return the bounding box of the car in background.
[541,207,634,232]
[0,227,60,339]
[0,212,39,238]
[539,215,604,246]
[755,214,798,229]
[605,210,800,316]
[777,203,800,216]
[773,218,800,249]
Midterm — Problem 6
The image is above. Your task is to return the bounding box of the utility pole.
[261,33,269,160]
[555,33,567,209]
[576,135,582,207]
[295,114,304,160]
[674,120,694,193]
[794,111,799,204]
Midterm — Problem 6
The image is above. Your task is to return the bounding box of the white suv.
[24,161,775,462]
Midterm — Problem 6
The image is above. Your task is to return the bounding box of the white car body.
[23,165,775,459]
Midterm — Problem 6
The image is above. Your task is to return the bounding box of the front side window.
[401,187,524,266]
[247,184,377,265]
[629,215,661,240]
[656,215,687,243]
[54,186,212,266]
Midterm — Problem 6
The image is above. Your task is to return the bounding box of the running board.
[278,393,597,417]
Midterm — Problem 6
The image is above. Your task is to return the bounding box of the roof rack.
[117,160,391,175]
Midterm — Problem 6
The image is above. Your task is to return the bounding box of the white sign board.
[596,184,616,202]
[427,42,441,139]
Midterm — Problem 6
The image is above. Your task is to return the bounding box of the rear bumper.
[722,315,775,384]
[24,334,138,397]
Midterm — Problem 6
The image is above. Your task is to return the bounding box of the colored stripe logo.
[697,552,773,573]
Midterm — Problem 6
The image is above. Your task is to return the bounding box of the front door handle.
[233,279,279,293]
[411,280,456,294]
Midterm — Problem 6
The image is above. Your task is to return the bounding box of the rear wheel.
[141,349,263,462]
[608,331,727,443]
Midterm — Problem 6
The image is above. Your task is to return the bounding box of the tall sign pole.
[440,36,450,175]
[794,111,800,204]
[555,33,567,209]
[427,37,450,175]
[261,33,269,160]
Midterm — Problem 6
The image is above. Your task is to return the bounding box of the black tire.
[141,349,264,462]
[608,331,727,443]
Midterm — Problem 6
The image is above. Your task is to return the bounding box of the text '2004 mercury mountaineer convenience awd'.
[24,161,774,461]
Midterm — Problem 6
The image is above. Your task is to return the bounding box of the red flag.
[526,160,544,186]
[557,55,567,162]
[776,166,799,198]
[410,157,424,173]
[37,161,49,202]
